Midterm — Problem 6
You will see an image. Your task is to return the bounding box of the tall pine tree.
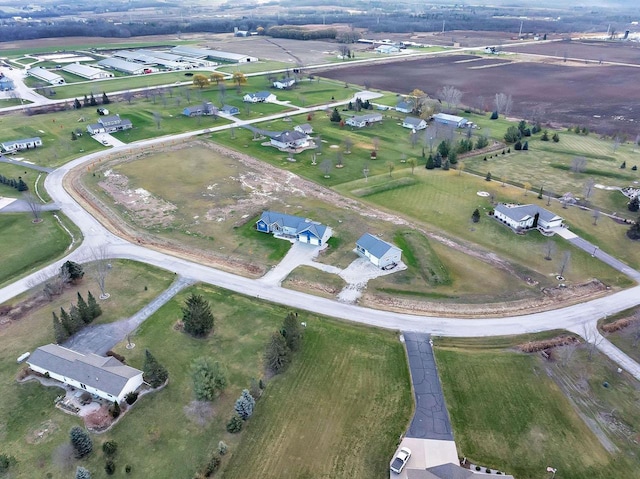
[264,332,290,374]
[102,92,110,104]
[281,312,302,352]
[60,307,75,336]
[53,311,69,343]
[182,293,214,338]
[143,349,168,388]
[69,305,84,333]
[77,292,91,324]
[87,291,102,320]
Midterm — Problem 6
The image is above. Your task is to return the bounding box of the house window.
[80,383,87,389]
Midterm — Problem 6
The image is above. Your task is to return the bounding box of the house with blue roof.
[355,233,402,269]
[243,91,276,103]
[220,105,240,115]
[256,211,332,246]
[183,102,218,117]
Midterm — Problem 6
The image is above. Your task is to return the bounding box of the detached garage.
[355,233,402,269]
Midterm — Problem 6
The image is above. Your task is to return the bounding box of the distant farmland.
[320,53,640,135]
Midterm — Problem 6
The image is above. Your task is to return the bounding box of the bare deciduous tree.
[494,92,513,116]
[581,323,604,361]
[543,240,556,260]
[343,137,353,154]
[372,137,380,152]
[91,246,111,299]
[320,159,332,177]
[386,161,395,178]
[583,178,596,202]
[558,251,571,277]
[438,85,463,113]
[152,111,162,130]
[570,156,587,173]
[592,209,601,225]
[362,162,370,182]
[122,91,134,104]
[23,192,43,222]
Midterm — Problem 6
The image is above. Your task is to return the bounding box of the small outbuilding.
[27,344,144,403]
[432,113,468,128]
[403,116,427,130]
[272,77,296,89]
[294,123,314,135]
[220,105,240,115]
[355,233,402,269]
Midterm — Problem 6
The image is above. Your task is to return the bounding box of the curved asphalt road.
[1,97,640,379]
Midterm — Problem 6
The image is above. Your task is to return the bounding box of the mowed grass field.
[0,212,74,287]
[435,339,640,479]
[0,163,47,199]
[32,284,411,479]
[0,261,176,479]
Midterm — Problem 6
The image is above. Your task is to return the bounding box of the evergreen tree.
[434,152,442,168]
[448,150,458,165]
[70,426,93,458]
[629,196,640,212]
[234,389,255,420]
[538,187,544,199]
[264,332,290,374]
[191,357,227,400]
[541,130,549,141]
[522,141,529,151]
[182,293,214,338]
[71,131,78,141]
[514,140,522,150]
[74,98,82,109]
[17,177,28,191]
[75,466,92,479]
[226,415,243,433]
[60,307,75,335]
[143,349,168,388]
[77,292,91,324]
[490,110,498,120]
[89,93,97,106]
[425,154,435,170]
[53,311,69,343]
[627,217,640,240]
[485,172,492,182]
[87,291,102,319]
[281,312,302,352]
[472,209,480,223]
[61,260,84,283]
[552,133,560,142]
[518,120,527,134]
[330,107,342,123]
[69,305,84,333]
[102,92,110,104]
[83,95,89,107]
[437,140,450,158]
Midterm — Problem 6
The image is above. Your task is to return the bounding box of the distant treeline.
[0,7,636,43]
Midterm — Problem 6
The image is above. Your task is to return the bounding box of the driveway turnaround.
[62,275,194,355]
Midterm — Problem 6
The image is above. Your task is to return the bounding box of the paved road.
[63,275,194,355]
[403,333,454,441]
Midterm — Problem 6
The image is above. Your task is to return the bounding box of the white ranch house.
[256,211,332,246]
[27,344,144,403]
[493,204,563,233]
[346,113,383,128]
[355,233,402,269]
[1,137,42,152]
[243,91,276,103]
[269,130,310,150]
[402,116,427,130]
[272,77,296,89]
[87,114,133,135]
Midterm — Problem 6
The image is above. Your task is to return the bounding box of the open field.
[0,262,182,479]
[0,163,47,199]
[599,306,640,363]
[507,39,640,65]
[435,337,640,479]
[0,212,76,287]
[0,282,412,478]
[319,52,640,135]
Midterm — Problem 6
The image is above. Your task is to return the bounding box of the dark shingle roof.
[404,116,424,126]
[27,344,142,397]
[356,233,400,258]
[494,204,561,223]
[258,211,328,239]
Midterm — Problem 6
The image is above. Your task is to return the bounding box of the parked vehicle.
[390,447,411,474]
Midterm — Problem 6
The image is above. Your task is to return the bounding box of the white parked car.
[390,447,411,474]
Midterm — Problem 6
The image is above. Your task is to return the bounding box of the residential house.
[269,130,310,150]
[396,101,414,113]
[375,44,400,54]
[407,463,513,479]
[182,102,218,117]
[256,211,332,246]
[432,113,468,128]
[86,114,133,135]
[0,76,15,91]
[273,77,296,89]
[27,344,144,403]
[493,203,563,232]
[62,63,114,80]
[345,113,383,128]
[294,123,314,135]
[243,91,276,103]
[1,137,42,152]
[27,67,65,85]
[403,116,427,130]
[355,233,402,269]
[220,105,240,115]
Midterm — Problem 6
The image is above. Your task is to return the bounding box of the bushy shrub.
[102,441,118,457]
[125,391,138,405]
[106,350,125,362]
[70,426,93,459]
[125,465,132,474]
[204,454,221,477]
[490,111,498,120]
[109,401,121,419]
[105,459,115,475]
[226,415,243,433]
[217,441,228,456]
[0,454,16,473]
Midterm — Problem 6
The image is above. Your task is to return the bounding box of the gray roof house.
[256,211,332,246]
[183,102,218,117]
[268,130,310,150]
[493,203,563,233]
[87,114,133,135]
[1,137,42,152]
[220,104,240,115]
[294,123,314,135]
[27,344,144,403]
[345,113,383,128]
[403,116,427,130]
[396,100,414,113]
[243,91,276,103]
[355,233,402,269]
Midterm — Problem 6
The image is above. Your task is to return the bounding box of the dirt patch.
[284,278,341,297]
[518,335,580,353]
[25,419,59,445]
[183,400,215,427]
[99,169,176,228]
[602,314,640,333]
[84,404,113,431]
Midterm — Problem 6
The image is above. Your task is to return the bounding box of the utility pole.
[519,21,523,38]
[442,20,445,33]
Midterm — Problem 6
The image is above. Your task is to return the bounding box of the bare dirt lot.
[319,53,640,135]
[508,40,640,65]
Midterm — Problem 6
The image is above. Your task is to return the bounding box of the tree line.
[0,175,28,192]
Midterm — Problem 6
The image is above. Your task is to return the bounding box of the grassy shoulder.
[0,212,73,287]
[0,163,48,200]
[281,265,346,298]
[435,337,640,479]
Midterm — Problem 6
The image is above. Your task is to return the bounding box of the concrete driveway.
[92,133,125,148]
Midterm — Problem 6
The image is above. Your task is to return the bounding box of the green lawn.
[435,339,640,479]
[216,60,294,74]
[281,265,346,298]
[0,97,30,107]
[0,163,47,200]
[0,212,74,287]
[0,283,414,478]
